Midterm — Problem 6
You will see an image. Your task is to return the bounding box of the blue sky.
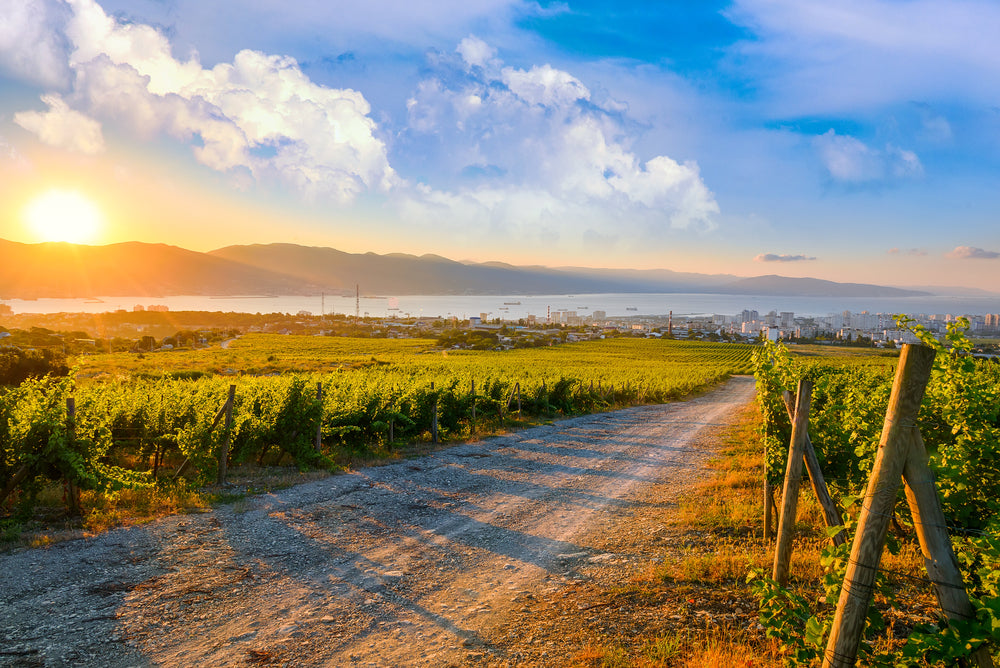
[1,0,998,289]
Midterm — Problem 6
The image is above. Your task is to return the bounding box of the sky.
[0,0,998,290]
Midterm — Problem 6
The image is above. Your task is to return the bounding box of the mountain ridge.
[0,238,934,299]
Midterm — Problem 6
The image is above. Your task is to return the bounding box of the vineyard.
[752,319,1000,665]
[1,336,755,516]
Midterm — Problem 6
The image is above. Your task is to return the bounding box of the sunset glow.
[23,190,104,244]
[0,1,997,288]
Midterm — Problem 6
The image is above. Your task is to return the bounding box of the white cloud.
[813,130,922,183]
[456,35,497,69]
[0,0,72,89]
[399,43,719,244]
[501,64,590,107]
[7,0,396,202]
[14,93,105,155]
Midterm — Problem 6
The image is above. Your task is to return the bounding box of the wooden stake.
[216,385,236,485]
[823,344,936,668]
[62,397,82,515]
[314,382,323,452]
[903,432,994,668]
[783,391,846,546]
[764,479,775,540]
[772,380,812,585]
[430,382,438,444]
[471,379,476,427]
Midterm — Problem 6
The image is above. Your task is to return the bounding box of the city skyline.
[1,1,999,289]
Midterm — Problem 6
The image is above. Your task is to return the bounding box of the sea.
[3,293,999,319]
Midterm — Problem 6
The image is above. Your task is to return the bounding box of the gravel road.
[1,376,755,667]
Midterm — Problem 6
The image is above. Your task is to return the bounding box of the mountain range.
[0,238,933,299]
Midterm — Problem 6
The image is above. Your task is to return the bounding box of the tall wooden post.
[65,397,81,515]
[903,433,994,667]
[783,391,846,546]
[516,382,521,417]
[430,382,438,444]
[471,379,476,428]
[217,384,236,485]
[772,380,812,585]
[823,345,936,668]
[764,479,775,540]
[314,382,323,452]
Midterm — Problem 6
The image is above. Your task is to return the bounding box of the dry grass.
[571,397,944,667]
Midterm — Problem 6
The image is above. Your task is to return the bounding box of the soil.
[1,376,757,667]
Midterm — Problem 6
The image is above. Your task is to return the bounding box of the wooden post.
[389,418,394,443]
[65,397,81,515]
[903,432,994,668]
[823,344,936,668]
[152,443,161,480]
[314,382,323,452]
[764,479,775,540]
[431,382,438,444]
[783,391,846,546]
[516,382,521,417]
[216,384,236,485]
[0,464,31,506]
[772,379,812,585]
[471,379,476,428]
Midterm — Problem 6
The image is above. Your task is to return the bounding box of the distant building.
[147,304,169,312]
[469,316,482,327]
[133,304,145,312]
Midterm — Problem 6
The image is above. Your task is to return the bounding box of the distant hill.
[207,243,739,295]
[0,238,932,299]
[0,239,310,299]
[720,275,928,298]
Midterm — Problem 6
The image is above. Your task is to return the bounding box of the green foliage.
[0,347,69,386]
[751,319,1000,665]
[3,336,755,513]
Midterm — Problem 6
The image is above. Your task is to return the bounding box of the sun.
[23,189,105,244]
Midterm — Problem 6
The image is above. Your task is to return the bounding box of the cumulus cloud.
[6,0,395,201]
[0,0,73,88]
[947,246,1000,259]
[14,93,105,154]
[813,130,922,183]
[501,64,590,107]
[456,35,497,69]
[754,253,816,262]
[400,41,719,241]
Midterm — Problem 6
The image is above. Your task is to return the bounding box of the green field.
[2,336,758,514]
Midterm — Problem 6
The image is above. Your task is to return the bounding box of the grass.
[569,395,950,667]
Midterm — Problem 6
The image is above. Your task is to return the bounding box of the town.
[3,302,999,360]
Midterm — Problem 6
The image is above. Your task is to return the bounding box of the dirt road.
[1,376,755,667]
